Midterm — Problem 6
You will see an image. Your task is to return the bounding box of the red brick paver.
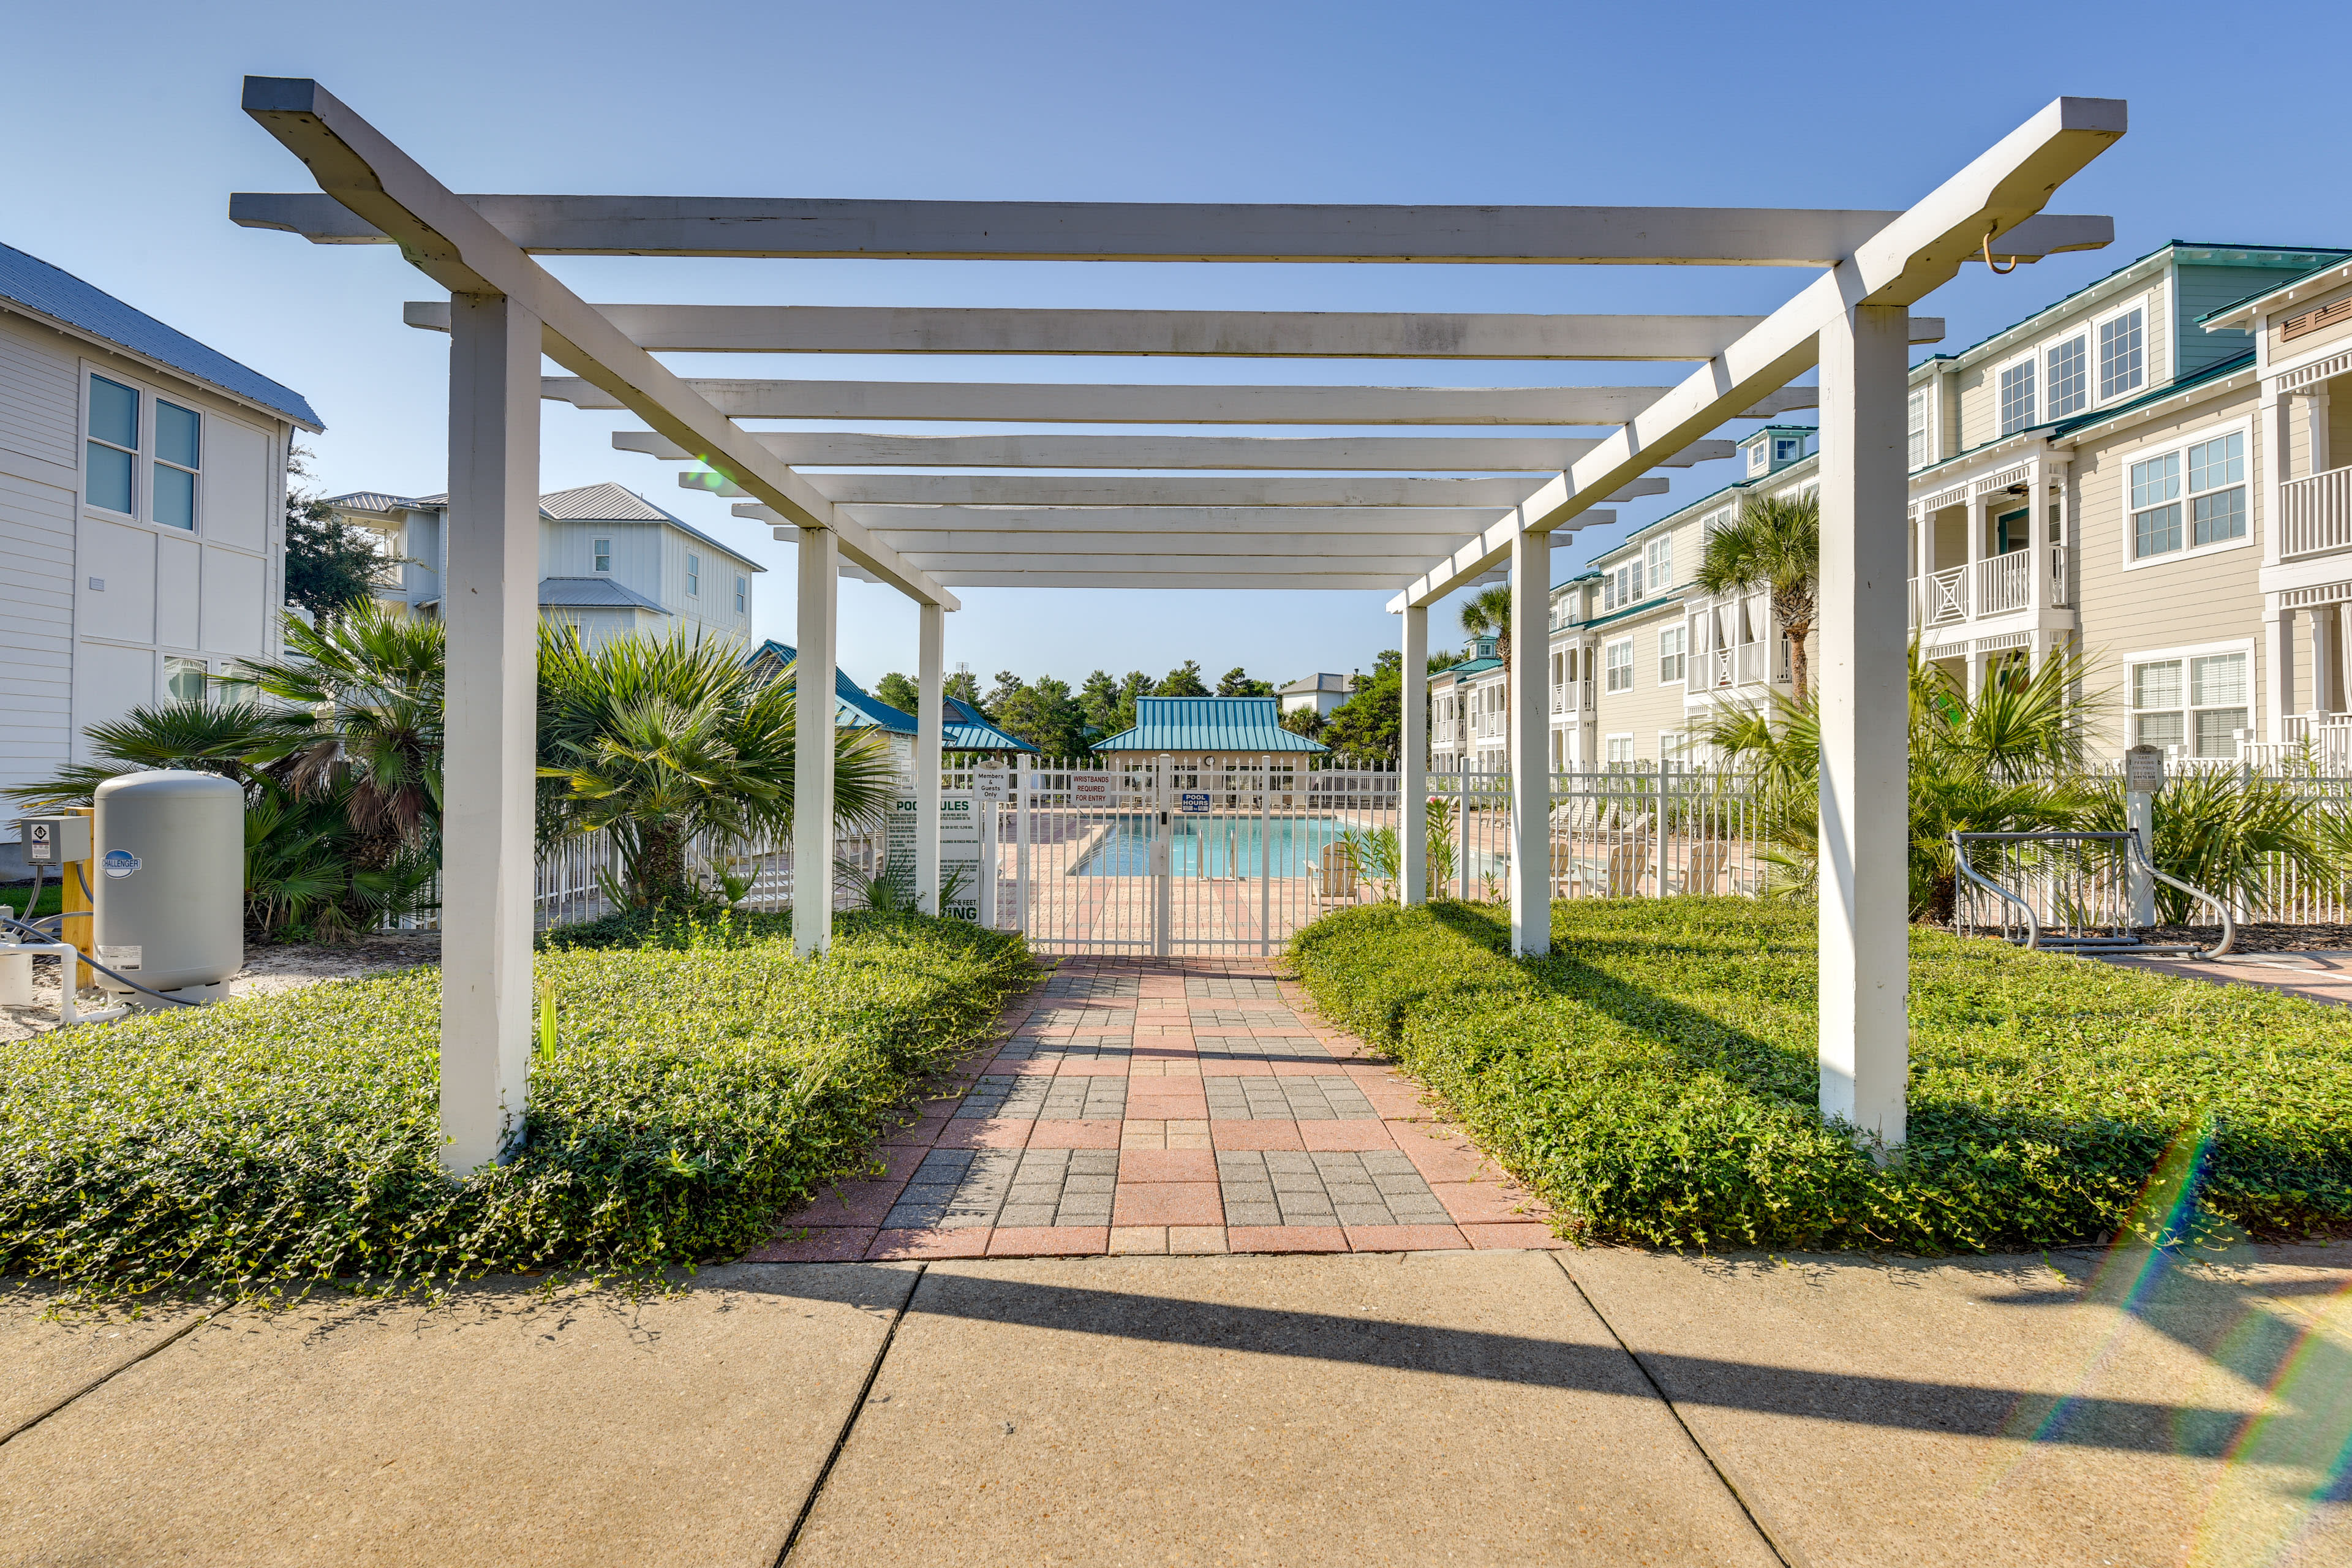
[756,957,1562,1263]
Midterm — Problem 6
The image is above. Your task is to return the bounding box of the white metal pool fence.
[387,758,2352,942]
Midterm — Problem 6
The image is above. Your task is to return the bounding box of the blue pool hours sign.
[1177,791,1210,815]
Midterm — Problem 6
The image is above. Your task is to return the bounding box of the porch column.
[1400,604,1428,906]
[2315,606,2342,716]
[439,292,540,1176]
[794,527,838,956]
[915,600,944,913]
[1508,521,1550,957]
[2302,390,2333,477]
[2262,385,2290,567]
[1815,302,1912,1151]
[2269,606,2297,739]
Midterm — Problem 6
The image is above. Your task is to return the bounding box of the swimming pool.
[1072,815,1349,877]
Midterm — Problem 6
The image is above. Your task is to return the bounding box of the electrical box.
[17,816,92,865]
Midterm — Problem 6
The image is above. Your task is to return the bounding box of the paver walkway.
[2096,947,2352,1007]
[750,957,1558,1262]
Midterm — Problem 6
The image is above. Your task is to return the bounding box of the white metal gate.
[986,755,1401,956]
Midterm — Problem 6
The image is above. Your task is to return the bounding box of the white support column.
[2302,391,2332,477]
[1816,302,1912,1151]
[1508,521,1551,956]
[915,601,944,914]
[2262,385,2291,568]
[2270,607,2297,739]
[439,292,540,1176]
[2315,608,2342,716]
[1400,605,1428,906]
[794,527,839,956]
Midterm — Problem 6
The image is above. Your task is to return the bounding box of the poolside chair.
[1681,841,1732,895]
[1314,842,1360,902]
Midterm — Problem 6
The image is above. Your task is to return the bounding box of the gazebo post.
[916,601,944,914]
[794,527,839,956]
[1399,604,1428,907]
[1815,303,1912,1150]
[1508,521,1551,957]
[438,291,540,1175]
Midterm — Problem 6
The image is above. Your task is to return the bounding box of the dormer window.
[1773,437,1801,464]
[1747,443,1768,475]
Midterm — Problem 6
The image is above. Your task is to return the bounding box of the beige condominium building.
[1430,241,2352,771]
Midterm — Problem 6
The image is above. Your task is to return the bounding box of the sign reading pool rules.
[888,793,983,922]
[1177,791,1210,815]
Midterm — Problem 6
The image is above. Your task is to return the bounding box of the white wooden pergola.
[233,78,2124,1172]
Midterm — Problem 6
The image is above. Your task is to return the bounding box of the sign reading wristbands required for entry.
[1071,774,1114,810]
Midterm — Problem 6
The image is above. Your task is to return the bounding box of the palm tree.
[1692,491,1820,699]
[537,627,897,908]
[227,604,447,856]
[1698,643,2104,918]
[1457,584,1513,709]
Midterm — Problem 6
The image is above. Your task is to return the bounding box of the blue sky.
[8,0,2350,692]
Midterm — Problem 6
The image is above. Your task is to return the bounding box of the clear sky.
[7,0,2350,693]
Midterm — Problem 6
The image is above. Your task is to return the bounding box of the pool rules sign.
[889,793,981,921]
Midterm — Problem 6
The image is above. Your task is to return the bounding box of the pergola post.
[1507,521,1551,957]
[1399,604,1428,907]
[1816,303,1912,1149]
[916,600,945,913]
[795,527,839,956]
[439,292,540,1175]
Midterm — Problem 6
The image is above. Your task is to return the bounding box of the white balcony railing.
[2282,464,2352,559]
[1907,546,2068,631]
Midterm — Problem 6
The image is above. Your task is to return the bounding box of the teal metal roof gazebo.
[1092,696,1327,753]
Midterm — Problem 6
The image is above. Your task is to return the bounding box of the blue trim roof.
[0,241,320,430]
[1093,696,1328,753]
[745,641,1037,752]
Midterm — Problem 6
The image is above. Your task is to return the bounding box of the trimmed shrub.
[0,913,1030,1300]
[1289,899,2352,1252]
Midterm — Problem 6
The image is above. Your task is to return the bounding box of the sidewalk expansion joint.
[1545,1254,1804,1568]
[774,1262,925,1567]
[0,1308,217,1451]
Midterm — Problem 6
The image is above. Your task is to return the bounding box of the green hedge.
[1289,900,2352,1253]
[1,913,1030,1300]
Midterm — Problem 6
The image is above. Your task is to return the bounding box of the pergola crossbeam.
[708,473,1657,507]
[413,300,1942,360]
[616,429,1732,470]
[547,375,1820,425]
[235,191,2111,266]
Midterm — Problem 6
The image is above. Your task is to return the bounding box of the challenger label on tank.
[102,850,141,879]
[98,945,142,968]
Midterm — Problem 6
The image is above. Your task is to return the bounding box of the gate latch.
[1159,810,1169,825]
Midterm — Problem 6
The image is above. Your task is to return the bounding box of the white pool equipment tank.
[92,770,244,1001]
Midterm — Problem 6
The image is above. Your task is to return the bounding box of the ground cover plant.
[1289,899,2352,1253]
[0,912,1030,1302]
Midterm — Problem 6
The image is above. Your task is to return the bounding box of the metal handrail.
[1950,829,2236,958]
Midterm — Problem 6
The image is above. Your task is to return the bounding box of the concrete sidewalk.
[6,1240,2347,1566]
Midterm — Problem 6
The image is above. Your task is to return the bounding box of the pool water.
[1074,816,1349,877]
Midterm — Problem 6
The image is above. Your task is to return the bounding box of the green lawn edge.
[1287,899,2352,1254]
[0,911,1033,1303]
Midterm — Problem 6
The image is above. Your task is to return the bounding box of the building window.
[687,552,700,596]
[164,656,207,704]
[2098,308,2144,401]
[1773,435,1803,462]
[1906,389,1930,470]
[594,537,611,572]
[153,401,200,531]
[1999,358,2036,435]
[2046,334,2088,419]
[734,574,747,615]
[1657,624,1686,684]
[2131,651,2247,758]
[1644,535,1673,592]
[1604,638,1635,693]
[1604,557,1644,612]
[1605,734,1635,764]
[87,375,139,515]
[2132,429,2247,560]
